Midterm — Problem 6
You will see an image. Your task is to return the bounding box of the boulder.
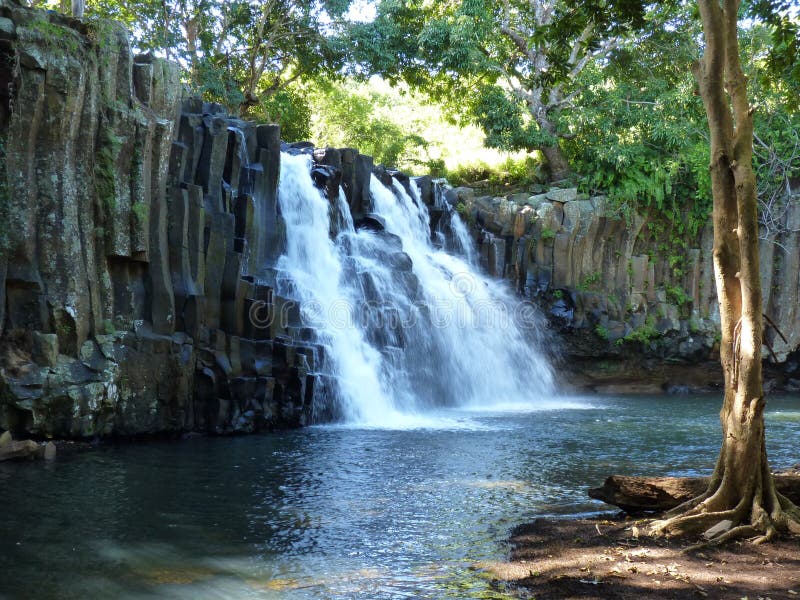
[0,17,16,40]
[389,252,413,272]
[43,441,56,460]
[545,187,578,203]
[0,439,42,461]
[355,213,387,232]
[32,332,59,367]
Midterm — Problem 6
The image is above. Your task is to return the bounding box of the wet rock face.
[0,4,376,438]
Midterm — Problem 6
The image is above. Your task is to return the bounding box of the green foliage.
[620,317,661,345]
[310,79,433,170]
[540,227,556,242]
[102,319,116,334]
[427,158,447,178]
[455,202,474,225]
[251,86,312,142]
[747,1,800,102]
[94,126,123,215]
[445,155,540,188]
[83,0,355,117]
[563,15,713,237]
[349,0,653,164]
[28,15,82,53]
[131,202,149,225]
[594,324,610,340]
[577,272,602,292]
[445,161,497,186]
[559,16,796,243]
[468,86,554,153]
[665,285,691,307]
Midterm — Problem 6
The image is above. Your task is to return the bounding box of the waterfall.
[276,153,554,426]
[227,126,251,197]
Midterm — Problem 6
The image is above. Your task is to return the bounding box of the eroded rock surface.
[0,3,378,437]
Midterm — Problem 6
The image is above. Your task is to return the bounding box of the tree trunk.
[540,143,570,182]
[536,115,570,181]
[650,0,800,544]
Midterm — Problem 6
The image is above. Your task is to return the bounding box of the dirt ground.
[486,517,800,599]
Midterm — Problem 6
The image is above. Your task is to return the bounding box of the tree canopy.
[348,1,683,178]
[31,0,356,119]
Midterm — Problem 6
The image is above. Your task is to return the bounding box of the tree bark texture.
[650,0,800,544]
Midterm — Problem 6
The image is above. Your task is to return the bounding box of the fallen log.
[589,473,800,514]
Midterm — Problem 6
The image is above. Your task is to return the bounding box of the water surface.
[1,394,798,599]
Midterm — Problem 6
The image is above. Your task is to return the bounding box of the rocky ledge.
[442,185,800,392]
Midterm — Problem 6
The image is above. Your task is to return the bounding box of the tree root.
[650,487,800,548]
[650,493,748,537]
[683,525,758,553]
[660,449,725,521]
[660,488,715,519]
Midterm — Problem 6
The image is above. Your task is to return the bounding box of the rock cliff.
[442,185,800,392]
[0,2,389,437]
[2,3,797,438]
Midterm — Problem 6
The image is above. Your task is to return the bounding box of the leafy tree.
[564,12,798,247]
[564,7,712,233]
[650,0,800,544]
[350,0,656,180]
[310,79,430,168]
[254,85,313,142]
[41,0,355,123]
[747,0,800,100]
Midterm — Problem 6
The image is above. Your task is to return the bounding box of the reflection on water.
[1,395,798,599]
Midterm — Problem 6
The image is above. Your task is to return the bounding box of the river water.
[2,394,798,599]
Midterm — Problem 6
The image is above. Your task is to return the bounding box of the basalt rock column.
[0,4,327,437]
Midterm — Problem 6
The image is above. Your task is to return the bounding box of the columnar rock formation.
[0,2,398,437]
[2,3,797,438]
[444,185,800,388]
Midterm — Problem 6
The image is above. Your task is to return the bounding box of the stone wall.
[443,185,800,390]
[0,2,386,437]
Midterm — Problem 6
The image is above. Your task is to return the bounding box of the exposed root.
[661,488,714,519]
[651,491,749,537]
[752,525,777,545]
[650,505,742,538]
[661,448,725,520]
[778,493,800,520]
[683,525,758,553]
[651,487,800,548]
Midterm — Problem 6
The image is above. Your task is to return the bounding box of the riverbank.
[487,517,800,599]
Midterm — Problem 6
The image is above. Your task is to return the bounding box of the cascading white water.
[276,154,395,425]
[276,153,554,426]
[371,176,554,408]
